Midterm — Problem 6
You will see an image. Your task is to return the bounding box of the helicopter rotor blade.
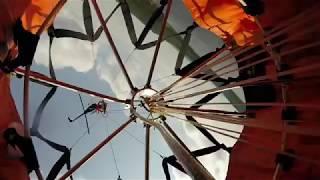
[79,94,90,134]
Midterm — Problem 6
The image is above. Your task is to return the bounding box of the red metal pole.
[145,0,172,87]
[157,7,320,96]
[132,111,215,180]
[157,106,320,136]
[90,0,135,91]
[145,125,150,180]
[160,105,245,116]
[59,117,135,180]
[165,62,320,102]
[23,1,67,179]
[16,68,129,104]
[157,47,228,96]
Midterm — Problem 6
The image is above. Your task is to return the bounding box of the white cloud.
[30,1,246,179]
[52,38,96,72]
[35,33,97,72]
[172,169,192,180]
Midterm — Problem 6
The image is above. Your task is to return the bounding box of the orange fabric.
[183,0,260,46]
[21,0,61,34]
[0,72,29,180]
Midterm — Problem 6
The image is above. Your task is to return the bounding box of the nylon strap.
[31,33,73,180]
[162,146,223,180]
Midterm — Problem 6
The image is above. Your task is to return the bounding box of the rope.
[110,136,121,176]
[164,58,320,103]
[70,102,128,149]
[23,1,67,179]
[70,117,101,149]
[150,74,175,85]
[109,118,164,158]
[78,94,90,134]
[164,22,320,98]
[158,7,320,96]
[166,102,320,109]
[102,118,121,177]
[123,48,136,64]
[51,2,121,42]
[166,114,320,166]
[175,24,197,71]
[139,74,175,87]
[166,114,242,136]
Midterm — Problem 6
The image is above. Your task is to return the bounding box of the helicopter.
[68,94,107,134]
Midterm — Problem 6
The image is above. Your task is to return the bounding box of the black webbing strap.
[161,94,232,179]
[175,23,198,72]
[83,0,94,40]
[50,2,120,42]
[119,0,169,50]
[161,80,232,179]
[50,28,89,40]
[128,23,196,50]
[93,3,121,41]
[175,44,225,77]
[135,0,168,48]
[186,87,232,153]
[30,33,73,180]
[119,0,138,44]
[35,132,72,180]
[162,145,223,180]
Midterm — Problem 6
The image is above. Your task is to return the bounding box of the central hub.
[131,88,160,121]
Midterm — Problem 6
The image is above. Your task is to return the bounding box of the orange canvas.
[182,0,260,46]
[21,0,61,34]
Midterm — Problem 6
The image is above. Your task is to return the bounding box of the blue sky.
[11,1,244,179]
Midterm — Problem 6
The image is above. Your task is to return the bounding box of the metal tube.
[163,121,191,153]
[157,7,320,96]
[157,47,228,96]
[166,62,320,102]
[145,125,150,180]
[59,117,134,180]
[157,106,320,136]
[36,0,67,36]
[23,1,67,179]
[90,0,135,91]
[15,68,129,104]
[145,0,172,87]
[132,110,215,180]
[161,105,245,116]
[154,122,214,180]
[166,102,320,109]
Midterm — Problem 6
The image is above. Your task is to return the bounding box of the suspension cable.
[124,48,137,64]
[70,116,101,149]
[166,113,320,166]
[164,61,320,103]
[108,127,121,176]
[164,23,320,98]
[109,119,164,158]
[157,7,319,96]
[101,117,121,177]
[166,114,242,135]
[158,106,316,136]
[165,102,320,110]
